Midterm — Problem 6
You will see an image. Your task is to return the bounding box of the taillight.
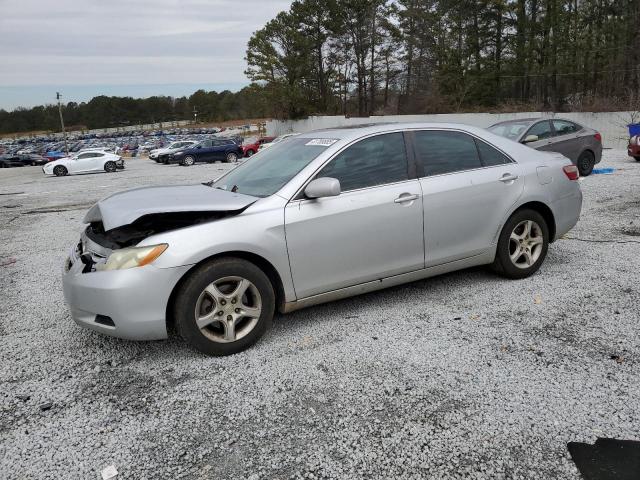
[563,165,579,180]
[594,132,602,142]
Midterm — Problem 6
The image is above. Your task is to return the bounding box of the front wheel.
[182,156,195,166]
[173,258,275,356]
[53,165,68,177]
[245,149,255,157]
[226,152,238,163]
[577,151,595,176]
[635,156,640,162]
[104,161,117,173]
[491,209,549,279]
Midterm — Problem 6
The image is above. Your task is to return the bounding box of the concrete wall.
[267,111,637,149]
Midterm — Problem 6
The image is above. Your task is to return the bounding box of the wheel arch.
[510,201,556,242]
[165,251,286,332]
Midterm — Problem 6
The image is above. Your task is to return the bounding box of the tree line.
[246,0,640,117]
[0,86,271,135]
[2,0,639,134]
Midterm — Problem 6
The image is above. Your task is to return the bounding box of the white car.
[149,141,198,162]
[258,133,300,151]
[43,150,124,177]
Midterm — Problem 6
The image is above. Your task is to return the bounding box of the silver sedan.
[488,117,603,176]
[63,123,583,355]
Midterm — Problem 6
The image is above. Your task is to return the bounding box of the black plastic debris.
[16,394,30,401]
[39,402,53,411]
[568,438,640,480]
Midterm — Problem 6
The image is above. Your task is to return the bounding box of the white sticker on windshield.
[305,139,338,147]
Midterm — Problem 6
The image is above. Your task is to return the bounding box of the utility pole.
[56,92,69,155]
[192,106,198,124]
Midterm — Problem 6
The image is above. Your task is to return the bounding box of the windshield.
[488,122,532,140]
[210,137,334,197]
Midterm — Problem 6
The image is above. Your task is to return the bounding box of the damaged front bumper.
[62,233,191,341]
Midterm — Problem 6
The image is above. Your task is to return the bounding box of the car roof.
[295,122,496,141]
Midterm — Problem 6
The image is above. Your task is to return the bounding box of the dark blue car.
[169,138,243,166]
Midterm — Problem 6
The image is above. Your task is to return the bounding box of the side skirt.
[281,250,494,314]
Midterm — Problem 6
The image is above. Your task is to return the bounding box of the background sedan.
[43,150,124,176]
[170,138,243,165]
[488,118,602,176]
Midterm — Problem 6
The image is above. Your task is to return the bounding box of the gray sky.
[0,0,292,109]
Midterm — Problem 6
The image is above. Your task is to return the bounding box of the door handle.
[499,174,519,183]
[394,193,420,203]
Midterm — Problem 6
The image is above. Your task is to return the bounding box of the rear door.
[522,120,556,153]
[285,132,425,298]
[549,119,583,161]
[410,130,524,267]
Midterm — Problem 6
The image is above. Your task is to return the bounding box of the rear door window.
[552,120,581,136]
[317,132,408,191]
[474,139,512,166]
[414,131,482,176]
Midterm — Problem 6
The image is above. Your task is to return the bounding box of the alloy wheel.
[183,156,195,166]
[227,153,238,162]
[509,220,544,269]
[194,276,262,343]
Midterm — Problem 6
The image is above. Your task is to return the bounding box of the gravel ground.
[0,152,639,479]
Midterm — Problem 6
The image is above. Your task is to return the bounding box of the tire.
[53,165,68,177]
[491,209,549,279]
[226,152,238,163]
[635,156,640,162]
[577,150,595,177]
[245,149,255,158]
[182,156,195,167]
[173,257,275,356]
[104,161,117,173]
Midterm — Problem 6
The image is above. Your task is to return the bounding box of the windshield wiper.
[201,181,239,193]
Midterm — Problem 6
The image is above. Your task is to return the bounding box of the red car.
[242,136,275,157]
[628,135,640,161]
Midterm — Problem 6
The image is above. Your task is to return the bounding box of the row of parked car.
[148,133,299,166]
[0,125,253,168]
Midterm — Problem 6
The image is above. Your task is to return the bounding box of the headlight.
[96,244,168,271]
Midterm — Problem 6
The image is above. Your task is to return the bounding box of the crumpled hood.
[84,184,258,231]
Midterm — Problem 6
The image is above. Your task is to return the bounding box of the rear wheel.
[577,150,595,176]
[53,165,68,177]
[182,156,195,166]
[173,257,275,356]
[635,156,640,162]
[104,161,117,173]
[492,209,549,279]
[226,152,238,163]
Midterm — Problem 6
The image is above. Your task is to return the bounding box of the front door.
[285,132,425,299]
[73,152,95,172]
[411,130,524,266]
[522,120,556,153]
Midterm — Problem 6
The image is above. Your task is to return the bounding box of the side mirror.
[305,177,341,199]
[522,134,539,144]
